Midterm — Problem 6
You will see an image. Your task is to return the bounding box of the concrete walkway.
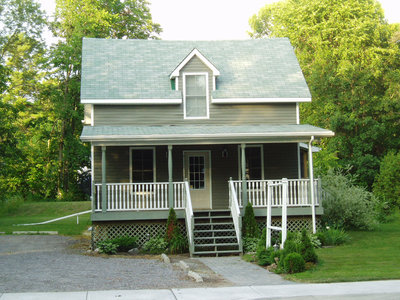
[198,256,293,285]
[1,280,400,299]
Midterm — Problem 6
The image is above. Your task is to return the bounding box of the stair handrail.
[229,178,242,253]
[183,181,194,256]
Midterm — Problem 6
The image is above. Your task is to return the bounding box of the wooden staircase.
[192,210,242,257]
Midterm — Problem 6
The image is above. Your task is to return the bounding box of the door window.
[188,155,205,189]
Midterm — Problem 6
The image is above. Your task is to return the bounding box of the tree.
[0,0,47,198]
[47,0,161,199]
[249,0,400,188]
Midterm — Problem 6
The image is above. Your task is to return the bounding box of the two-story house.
[80,38,334,256]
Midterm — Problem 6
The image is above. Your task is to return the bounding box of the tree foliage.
[0,0,161,201]
[373,151,400,214]
[250,0,400,188]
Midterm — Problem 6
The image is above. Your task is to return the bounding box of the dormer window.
[183,73,209,119]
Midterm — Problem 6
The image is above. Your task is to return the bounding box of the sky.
[39,0,400,41]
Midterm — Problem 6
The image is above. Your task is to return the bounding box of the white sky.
[39,0,400,41]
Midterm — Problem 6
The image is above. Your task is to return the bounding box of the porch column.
[308,136,316,233]
[101,146,107,213]
[241,143,248,208]
[91,145,95,213]
[168,145,173,208]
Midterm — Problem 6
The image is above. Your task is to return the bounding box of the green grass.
[0,201,92,236]
[286,213,400,282]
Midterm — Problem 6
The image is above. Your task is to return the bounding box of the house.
[80,38,334,256]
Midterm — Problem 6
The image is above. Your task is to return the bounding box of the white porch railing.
[231,179,320,208]
[229,180,242,252]
[94,182,185,211]
[183,181,194,256]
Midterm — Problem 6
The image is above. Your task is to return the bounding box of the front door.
[184,151,211,210]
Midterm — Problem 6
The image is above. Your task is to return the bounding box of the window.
[131,148,155,182]
[239,146,263,180]
[188,155,205,189]
[184,74,208,118]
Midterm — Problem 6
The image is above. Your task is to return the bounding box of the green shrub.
[373,151,400,218]
[257,246,274,266]
[243,237,259,253]
[165,207,178,244]
[242,202,259,238]
[321,169,378,230]
[283,239,298,255]
[111,236,138,252]
[318,227,350,246]
[97,241,118,254]
[270,249,283,265]
[283,253,305,273]
[143,236,168,254]
[169,232,188,254]
[299,229,318,263]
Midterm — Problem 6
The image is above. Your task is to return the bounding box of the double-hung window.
[130,148,155,182]
[184,73,209,119]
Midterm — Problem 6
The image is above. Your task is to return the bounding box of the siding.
[93,104,296,126]
[93,55,297,126]
[93,143,298,208]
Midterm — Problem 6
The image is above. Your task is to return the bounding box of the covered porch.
[81,124,333,254]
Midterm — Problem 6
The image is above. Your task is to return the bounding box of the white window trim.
[296,103,300,124]
[170,49,220,79]
[175,77,179,91]
[183,72,210,120]
[91,105,94,126]
[237,144,265,180]
[129,147,156,183]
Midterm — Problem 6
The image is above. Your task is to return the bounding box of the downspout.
[308,136,316,233]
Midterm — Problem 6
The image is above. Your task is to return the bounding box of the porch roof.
[81,124,334,146]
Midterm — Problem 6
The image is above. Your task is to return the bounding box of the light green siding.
[93,104,296,126]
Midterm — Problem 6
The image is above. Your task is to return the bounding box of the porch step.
[192,209,241,257]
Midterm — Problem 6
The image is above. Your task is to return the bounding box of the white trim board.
[170,48,220,79]
[211,98,311,104]
[81,99,182,105]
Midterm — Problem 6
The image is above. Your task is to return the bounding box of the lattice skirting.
[256,216,322,233]
[91,220,186,248]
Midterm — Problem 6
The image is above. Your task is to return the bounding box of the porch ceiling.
[81,124,334,146]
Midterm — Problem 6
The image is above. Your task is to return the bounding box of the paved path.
[198,256,294,285]
[1,280,400,299]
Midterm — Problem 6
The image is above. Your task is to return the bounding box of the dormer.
[170,49,220,119]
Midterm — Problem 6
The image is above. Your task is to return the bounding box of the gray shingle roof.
[81,124,333,144]
[81,38,311,100]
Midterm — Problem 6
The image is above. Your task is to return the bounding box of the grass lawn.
[0,201,91,236]
[285,213,400,282]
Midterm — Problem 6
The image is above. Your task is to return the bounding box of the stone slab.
[198,256,293,286]
[12,231,58,235]
[87,289,175,300]
[0,292,86,300]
